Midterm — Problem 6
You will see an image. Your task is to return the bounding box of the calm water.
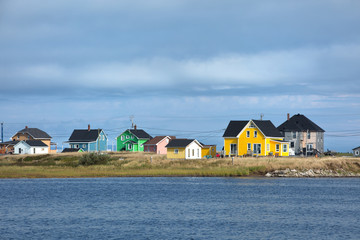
[0,177,359,240]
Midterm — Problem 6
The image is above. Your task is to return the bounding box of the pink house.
[144,136,176,154]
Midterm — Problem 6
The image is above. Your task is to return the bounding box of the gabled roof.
[353,146,360,150]
[16,140,48,147]
[223,120,283,138]
[277,114,325,132]
[166,139,201,148]
[144,136,175,145]
[13,128,52,139]
[252,120,283,138]
[67,129,103,142]
[222,121,248,137]
[128,129,152,139]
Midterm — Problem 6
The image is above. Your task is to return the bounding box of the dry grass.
[0,152,359,178]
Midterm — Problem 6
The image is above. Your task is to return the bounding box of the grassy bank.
[0,152,360,178]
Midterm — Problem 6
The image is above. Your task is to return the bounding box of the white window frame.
[290,142,295,148]
[283,144,288,153]
[197,149,199,157]
[307,144,313,151]
[266,144,270,152]
[174,149,179,154]
[276,144,280,152]
[121,136,124,141]
[246,131,250,138]
[355,150,359,156]
[83,144,86,148]
[230,144,237,155]
[253,144,261,154]
[307,132,311,139]
[126,135,130,139]
[128,144,132,150]
[247,143,251,151]
[254,131,257,138]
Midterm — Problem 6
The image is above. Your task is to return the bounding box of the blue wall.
[69,130,108,152]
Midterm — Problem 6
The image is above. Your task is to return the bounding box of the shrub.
[79,153,110,166]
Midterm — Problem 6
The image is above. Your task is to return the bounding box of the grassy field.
[0,152,359,178]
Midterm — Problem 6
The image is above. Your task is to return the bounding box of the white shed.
[353,146,360,157]
[14,140,49,155]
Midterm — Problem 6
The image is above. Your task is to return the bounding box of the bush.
[79,153,110,166]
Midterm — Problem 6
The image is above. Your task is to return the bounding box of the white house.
[353,146,360,157]
[14,140,49,155]
[165,139,203,159]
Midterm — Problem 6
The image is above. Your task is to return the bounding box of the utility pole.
[1,122,3,143]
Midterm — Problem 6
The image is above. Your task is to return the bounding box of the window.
[230,144,237,155]
[121,136,124,141]
[174,149,179,154]
[254,131,257,138]
[253,144,261,154]
[307,132,311,139]
[276,144,280,152]
[283,144,288,152]
[355,150,359,156]
[307,144,313,151]
[290,142,294,148]
[249,123,255,128]
[246,131,250,138]
[266,144,270,152]
[192,149,195,156]
[247,143,251,151]
[126,135,130,139]
[83,144,86,148]
[128,144,132,150]
[188,149,190,157]
[292,131,296,138]
[197,149,200,157]
[75,144,79,148]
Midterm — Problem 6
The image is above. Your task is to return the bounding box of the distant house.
[11,126,56,153]
[277,114,325,155]
[353,147,360,157]
[66,125,108,152]
[62,148,84,153]
[165,139,203,159]
[14,140,49,154]
[116,126,152,152]
[223,120,289,157]
[0,141,19,154]
[144,136,175,154]
[201,144,217,158]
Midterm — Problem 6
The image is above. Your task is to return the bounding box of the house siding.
[167,147,186,159]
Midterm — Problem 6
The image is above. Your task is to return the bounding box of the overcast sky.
[1,0,359,151]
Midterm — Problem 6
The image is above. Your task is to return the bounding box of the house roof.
[353,146,360,150]
[144,136,175,145]
[128,129,152,139]
[166,139,197,148]
[223,120,283,138]
[13,128,52,139]
[222,121,248,137]
[18,140,48,147]
[0,140,19,146]
[277,114,325,132]
[62,148,82,153]
[67,129,103,142]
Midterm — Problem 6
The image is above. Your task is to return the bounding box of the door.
[253,144,261,154]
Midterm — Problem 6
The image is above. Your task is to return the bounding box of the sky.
[1,0,360,152]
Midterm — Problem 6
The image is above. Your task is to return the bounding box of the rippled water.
[0,177,359,239]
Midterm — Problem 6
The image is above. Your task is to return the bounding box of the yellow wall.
[224,123,289,157]
[201,146,217,158]
[167,147,186,159]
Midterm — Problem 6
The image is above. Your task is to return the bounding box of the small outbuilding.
[353,146,360,157]
[14,140,49,154]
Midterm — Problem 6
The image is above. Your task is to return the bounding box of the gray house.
[353,147,360,157]
[277,114,325,155]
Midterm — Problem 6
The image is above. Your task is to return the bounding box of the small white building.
[14,140,49,155]
[353,146,360,157]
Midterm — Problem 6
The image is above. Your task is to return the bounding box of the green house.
[116,128,152,152]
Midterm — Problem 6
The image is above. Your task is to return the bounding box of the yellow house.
[223,120,289,157]
[166,139,203,159]
[201,145,217,158]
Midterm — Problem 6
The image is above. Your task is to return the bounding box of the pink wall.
[156,137,171,154]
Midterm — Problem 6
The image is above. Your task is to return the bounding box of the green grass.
[0,152,359,178]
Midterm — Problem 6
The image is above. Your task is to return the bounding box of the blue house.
[66,125,108,152]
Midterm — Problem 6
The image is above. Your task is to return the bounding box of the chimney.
[25,126,28,129]
[88,124,90,131]
[287,113,290,121]
[134,124,137,130]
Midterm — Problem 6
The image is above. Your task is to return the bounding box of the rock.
[265,173,272,177]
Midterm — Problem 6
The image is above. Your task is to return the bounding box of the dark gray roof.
[0,140,19,145]
[165,139,195,148]
[24,140,48,147]
[62,148,82,153]
[128,129,152,139]
[222,121,248,137]
[277,114,325,132]
[252,120,283,137]
[223,120,283,137]
[353,146,360,150]
[15,128,51,139]
[68,129,102,142]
